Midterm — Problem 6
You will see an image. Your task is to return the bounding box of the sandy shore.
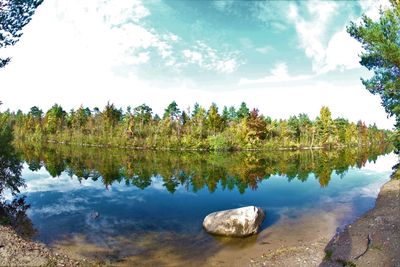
[247,178,400,267]
[250,178,399,267]
[320,178,400,267]
[0,178,398,266]
[0,225,94,266]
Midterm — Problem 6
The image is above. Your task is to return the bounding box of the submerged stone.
[203,206,265,237]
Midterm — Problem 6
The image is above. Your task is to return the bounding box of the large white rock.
[203,206,265,237]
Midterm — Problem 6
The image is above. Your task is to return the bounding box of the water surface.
[12,144,397,264]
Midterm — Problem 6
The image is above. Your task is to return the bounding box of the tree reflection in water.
[15,142,392,194]
[0,129,36,238]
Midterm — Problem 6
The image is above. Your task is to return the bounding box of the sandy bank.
[320,178,400,267]
[0,225,94,266]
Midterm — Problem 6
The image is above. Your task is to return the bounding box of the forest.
[0,102,393,150]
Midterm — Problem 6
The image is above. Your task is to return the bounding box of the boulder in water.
[203,206,265,237]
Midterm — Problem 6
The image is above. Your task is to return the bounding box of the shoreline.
[0,225,94,266]
[16,139,388,152]
[247,177,399,267]
[320,177,400,266]
[1,176,398,266]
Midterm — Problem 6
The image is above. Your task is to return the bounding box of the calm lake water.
[10,144,398,264]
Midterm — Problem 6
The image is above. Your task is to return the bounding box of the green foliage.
[348,0,400,131]
[163,101,180,120]
[29,106,43,119]
[236,102,250,120]
[4,102,392,150]
[101,102,122,131]
[316,106,334,145]
[192,102,201,117]
[0,0,43,68]
[324,250,333,261]
[45,104,66,134]
[206,103,223,135]
[207,132,234,150]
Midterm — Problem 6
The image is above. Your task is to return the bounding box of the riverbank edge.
[0,224,97,266]
[16,139,389,152]
[320,177,400,266]
[249,174,399,267]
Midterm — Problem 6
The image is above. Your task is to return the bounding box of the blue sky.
[0,0,395,128]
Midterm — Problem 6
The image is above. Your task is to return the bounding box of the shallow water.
[12,145,398,264]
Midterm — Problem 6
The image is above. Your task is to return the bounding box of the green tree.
[181,110,190,126]
[334,118,349,144]
[221,106,229,123]
[101,102,122,131]
[29,106,43,119]
[298,113,313,145]
[192,103,201,118]
[44,104,66,134]
[186,105,207,142]
[28,106,43,134]
[71,106,90,129]
[163,101,180,121]
[133,104,152,135]
[228,106,237,121]
[316,106,334,145]
[206,103,223,135]
[237,102,250,120]
[134,104,152,125]
[348,0,400,148]
[287,115,301,141]
[0,0,43,68]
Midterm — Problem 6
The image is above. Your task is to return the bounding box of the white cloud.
[288,1,338,72]
[183,49,203,64]
[213,0,234,12]
[362,153,399,173]
[215,58,237,74]
[239,62,314,85]
[180,41,241,74]
[289,0,392,74]
[20,167,104,194]
[32,203,86,216]
[321,29,363,73]
[255,46,273,54]
[0,0,178,76]
[359,0,391,21]
[288,1,363,73]
[253,1,289,31]
[322,0,392,73]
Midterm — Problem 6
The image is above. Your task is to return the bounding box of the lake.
[7,144,398,265]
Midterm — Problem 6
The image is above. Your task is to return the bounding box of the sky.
[0,0,396,129]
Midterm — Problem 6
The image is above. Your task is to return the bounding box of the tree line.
[1,102,393,150]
